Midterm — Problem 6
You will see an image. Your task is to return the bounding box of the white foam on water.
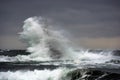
[0,68,71,80]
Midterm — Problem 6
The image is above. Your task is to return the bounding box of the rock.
[66,69,120,80]
[112,50,120,56]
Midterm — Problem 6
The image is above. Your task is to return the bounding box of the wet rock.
[67,69,120,80]
[112,50,120,56]
[67,69,82,80]
[98,73,120,80]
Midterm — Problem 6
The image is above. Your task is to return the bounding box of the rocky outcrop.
[66,69,120,80]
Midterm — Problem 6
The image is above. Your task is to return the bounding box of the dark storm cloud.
[0,0,120,49]
[0,0,120,38]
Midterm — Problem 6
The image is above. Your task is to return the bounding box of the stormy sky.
[0,0,120,49]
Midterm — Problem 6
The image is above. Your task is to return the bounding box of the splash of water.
[0,17,115,64]
[19,17,78,61]
[0,17,120,80]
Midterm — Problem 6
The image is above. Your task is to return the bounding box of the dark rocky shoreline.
[67,69,120,80]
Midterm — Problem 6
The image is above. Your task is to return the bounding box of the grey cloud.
[0,0,120,37]
[44,8,120,37]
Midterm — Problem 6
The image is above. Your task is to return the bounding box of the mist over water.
[19,17,78,61]
[18,17,110,62]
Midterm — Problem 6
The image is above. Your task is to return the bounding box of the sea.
[0,17,120,80]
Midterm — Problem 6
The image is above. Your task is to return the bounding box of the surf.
[0,16,119,67]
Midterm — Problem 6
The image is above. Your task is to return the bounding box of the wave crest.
[19,17,77,60]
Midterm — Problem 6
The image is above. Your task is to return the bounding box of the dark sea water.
[1,17,120,80]
[0,49,120,80]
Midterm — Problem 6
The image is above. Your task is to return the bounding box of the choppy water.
[0,17,120,80]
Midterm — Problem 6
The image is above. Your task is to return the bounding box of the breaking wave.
[18,17,79,61]
[0,68,70,80]
[0,17,119,66]
[0,17,120,80]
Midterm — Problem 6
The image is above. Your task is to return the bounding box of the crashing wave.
[0,17,118,65]
[18,17,79,61]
